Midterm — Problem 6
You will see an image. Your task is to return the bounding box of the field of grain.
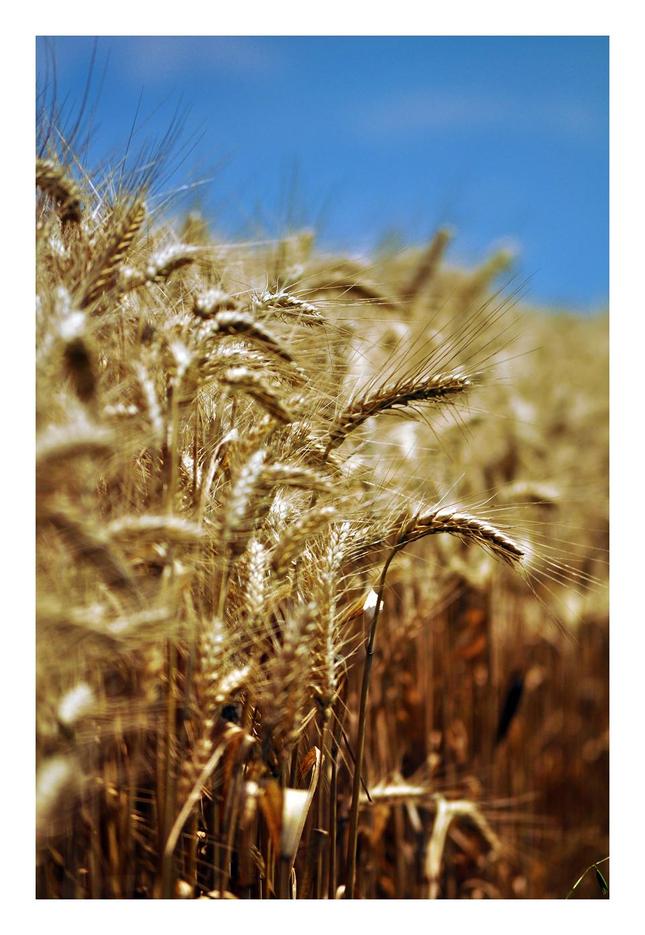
[35,150,608,899]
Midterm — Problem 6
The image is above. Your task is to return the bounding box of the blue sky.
[36,36,608,310]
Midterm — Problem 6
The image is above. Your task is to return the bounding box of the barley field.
[35,142,608,899]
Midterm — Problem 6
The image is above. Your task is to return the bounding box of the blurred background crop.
[36,36,608,311]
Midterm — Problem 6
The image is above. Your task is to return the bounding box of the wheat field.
[35,144,608,899]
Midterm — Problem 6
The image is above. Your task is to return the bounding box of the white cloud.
[117,37,281,85]
[354,88,604,141]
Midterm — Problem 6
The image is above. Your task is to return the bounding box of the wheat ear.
[328,372,471,448]
[81,200,146,308]
[36,159,83,224]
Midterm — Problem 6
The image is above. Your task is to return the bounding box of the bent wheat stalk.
[345,509,523,897]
